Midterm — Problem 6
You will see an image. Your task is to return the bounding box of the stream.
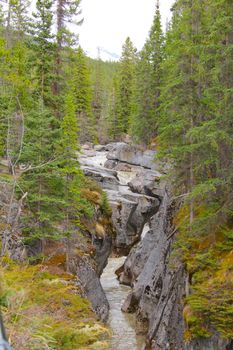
[101,257,145,350]
[80,148,148,350]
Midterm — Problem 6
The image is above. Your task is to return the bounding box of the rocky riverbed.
[79,142,232,350]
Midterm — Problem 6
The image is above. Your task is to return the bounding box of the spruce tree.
[30,0,56,107]
[92,50,104,141]
[18,0,62,243]
[107,75,121,140]
[158,0,233,339]
[116,37,137,137]
[130,0,164,145]
[71,46,96,143]
[10,0,30,38]
[60,90,93,238]
[54,0,83,99]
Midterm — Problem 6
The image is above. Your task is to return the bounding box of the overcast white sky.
[78,0,174,60]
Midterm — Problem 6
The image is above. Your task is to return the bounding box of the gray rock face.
[70,256,109,322]
[117,228,157,286]
[82,166,120,191]
[107,143,157,170]
[65,219,112,322]
[94,234,112,276]
[94,144,106,152]
[121,189,232,350]
[80,144,162,254]
[121,192,188,348]
[107,189,160,253]
[80,143,231,349]
[128,170,165,199]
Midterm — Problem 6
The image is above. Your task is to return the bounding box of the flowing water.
[101,257,145,350]
[80,149,146,349]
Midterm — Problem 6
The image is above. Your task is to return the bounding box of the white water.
[101,257,145,350]
[79,150,108,168]
[81,148,146,349]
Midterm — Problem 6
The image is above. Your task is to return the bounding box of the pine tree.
[10,0,30,38]
[18,0,63,244]
[54,0,83,99]
[107,75,121,140]
[60,90,93,235]
[62,91,79,160]
[130,0,164,145]
[56,0,83,48]
[29,0,56,107]
[92,49,104,141]
[71,46,96,143]
[158,0,233,339]
[116,37,137,137]
[19,98,63,242]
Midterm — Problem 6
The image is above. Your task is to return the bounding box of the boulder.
[94,144,106,152]
[128,170,165,199]
[107,143,157,170]
[82,143,93,150]
[108,189,160,254]
[104,159,118,169]
[83,150,96,157]
[81,166,120,191]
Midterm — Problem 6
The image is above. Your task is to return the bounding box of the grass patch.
[0,260,110,350]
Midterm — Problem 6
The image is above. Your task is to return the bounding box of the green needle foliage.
[0,0,232,344]
[108,37,137,139]
[130,1,164,145]
[71,47,96,143]
[157,0,233,340]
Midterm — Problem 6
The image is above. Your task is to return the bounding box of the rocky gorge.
[0,142,232,350]
[79,142,233,350]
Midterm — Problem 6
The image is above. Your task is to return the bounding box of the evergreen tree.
[130,0,164,144]
[158,0,233,339]
[56,0,83,48]
[116,37,137,137]
[10,0,30,38]
[61,90,93,233]
[71,46,96,143]
[92,49,104,141]
[107,75,121,140]
[19,99,64,243]
[54,0,83,98]
[30,0,56,107]
[18,0,62,243]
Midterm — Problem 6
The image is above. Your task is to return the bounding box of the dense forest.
[0,0,232,349]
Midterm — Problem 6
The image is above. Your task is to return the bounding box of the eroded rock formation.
[81,143,232,350]
[80,142,162,254]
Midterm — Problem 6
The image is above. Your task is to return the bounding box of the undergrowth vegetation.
[0,259,110,350]
[174,206,233,341]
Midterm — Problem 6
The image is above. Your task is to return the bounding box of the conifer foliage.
[0,0,232,343]
[0,0,93,249]
[157,0,233,340]
[130,0,164,144]
[108,37,137,139]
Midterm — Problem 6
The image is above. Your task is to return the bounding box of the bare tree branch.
[21,158,57,173]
